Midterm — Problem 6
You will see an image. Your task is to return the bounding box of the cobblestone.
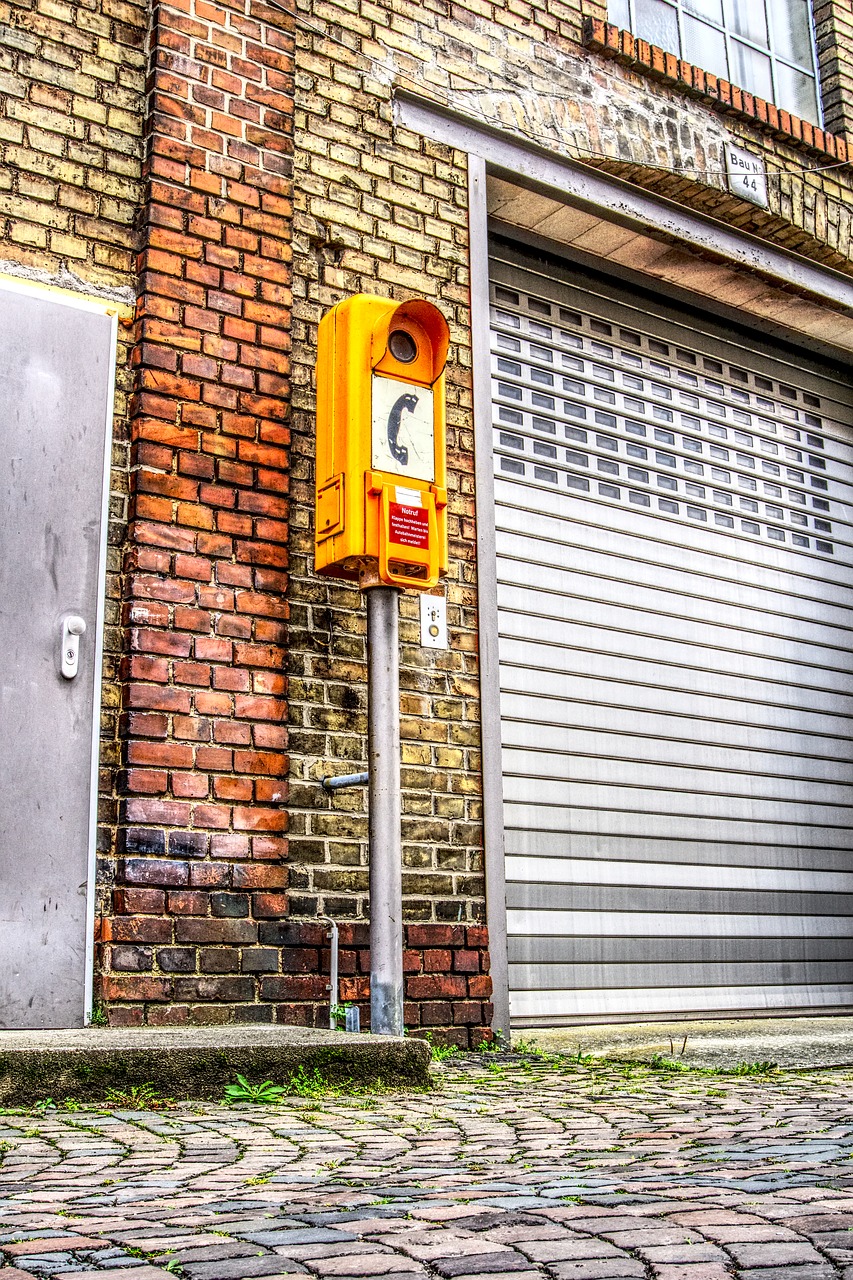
[2,1056,853,1279]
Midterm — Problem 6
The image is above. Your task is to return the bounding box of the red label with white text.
[389,503,429,549]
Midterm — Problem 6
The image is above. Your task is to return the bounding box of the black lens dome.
[388,330,418,363]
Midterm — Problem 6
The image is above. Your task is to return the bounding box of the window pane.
[775,61,819,123]
[609,0,631,28]
[730,40,773,99]
[683,16,728,81]
[634,0,678,50]
[726,0,768,47]
[768,0,813,66]
[684,0,723,21]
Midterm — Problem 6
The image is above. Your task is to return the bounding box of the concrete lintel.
[395,92,853,325]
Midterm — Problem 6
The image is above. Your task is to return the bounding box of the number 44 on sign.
[725,142,769,210]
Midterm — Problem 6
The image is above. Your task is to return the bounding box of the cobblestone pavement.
[2,1054,853,1280]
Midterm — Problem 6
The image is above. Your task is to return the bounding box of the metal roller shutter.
[489,235,853,1025]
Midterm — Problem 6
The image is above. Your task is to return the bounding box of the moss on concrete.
[0,1026,432,1103]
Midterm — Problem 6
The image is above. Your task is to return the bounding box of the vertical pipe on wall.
[467,152,511,1039]
[366,586,404,1036]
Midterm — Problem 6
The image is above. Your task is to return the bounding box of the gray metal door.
[490,238,853,1025]
[0,279,115,1028]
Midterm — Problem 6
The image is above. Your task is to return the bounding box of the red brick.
[102,975,172,1001]
[406,974,467,1000]
[420,1001,453,1027]
[114,888,166,914]
[104,917,172,944]
[233,863,288,889]
[127,742,194,768]
[233,805,287,831]
[167,890,209,915]
[211,833,251,858]
[191,802,232,828]
[172,772,210,797]
[252,836,288,858]
[124,767,168,794]
[406,925,465,948]
[213,776,253,801]
[176,919,258,944]
[261,975,327,1000]
[125,798,192,825]
[189,861,231,887]
[121,858,189,887]
[252,892,289,917]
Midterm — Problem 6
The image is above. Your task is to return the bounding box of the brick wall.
[0,0,146,282]
[285,51,491,1043]
[98,0,297,1026]
[815,1,853,139]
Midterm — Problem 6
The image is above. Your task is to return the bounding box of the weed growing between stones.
[219,1065,420,1105]
[223,1075,289,1105]
[105,1083,177,1110]
[419,1032,459,1063]
[87,1004,108,1028]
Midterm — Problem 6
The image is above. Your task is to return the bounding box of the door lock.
[60,615,87,679]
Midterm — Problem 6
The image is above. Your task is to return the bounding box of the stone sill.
[583,18,849,165]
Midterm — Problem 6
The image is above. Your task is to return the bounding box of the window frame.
[609,0,823,127]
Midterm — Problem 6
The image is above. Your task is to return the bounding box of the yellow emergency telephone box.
[314,295,450,590]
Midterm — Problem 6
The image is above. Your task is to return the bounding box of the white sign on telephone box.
[725,142,769,209]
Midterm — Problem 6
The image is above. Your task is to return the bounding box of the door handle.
[61,615,87,679]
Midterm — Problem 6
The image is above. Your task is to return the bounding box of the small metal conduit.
[318,772,368,1033]
[322,771,369,792]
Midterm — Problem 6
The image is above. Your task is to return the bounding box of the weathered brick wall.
[286,49,493,1043]
[98,0,296,1026]
[0,0,146,282]
[815,0,853,139]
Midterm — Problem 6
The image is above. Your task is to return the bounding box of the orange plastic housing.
[314,294,449,590]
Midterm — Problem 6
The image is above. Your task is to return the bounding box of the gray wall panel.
[508,935,853,964]
[509,961,853,990]
[505,882,853,916]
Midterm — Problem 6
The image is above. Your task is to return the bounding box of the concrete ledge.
[527,1015,853,1070]
[0,1025,432,1104]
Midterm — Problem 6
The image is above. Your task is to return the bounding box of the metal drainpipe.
[366,586,404,1036]
[319,916,339,1031]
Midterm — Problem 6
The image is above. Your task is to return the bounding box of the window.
[608,0,820,125]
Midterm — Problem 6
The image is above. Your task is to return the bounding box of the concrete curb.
[526,1015,853,1071]
[0,1025,433,1104]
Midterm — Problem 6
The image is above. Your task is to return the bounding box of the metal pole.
[319,917,339,1030]
[366,586,403,1036]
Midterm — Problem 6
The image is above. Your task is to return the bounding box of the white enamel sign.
[725,143,769,209]
[371,375,435,482]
